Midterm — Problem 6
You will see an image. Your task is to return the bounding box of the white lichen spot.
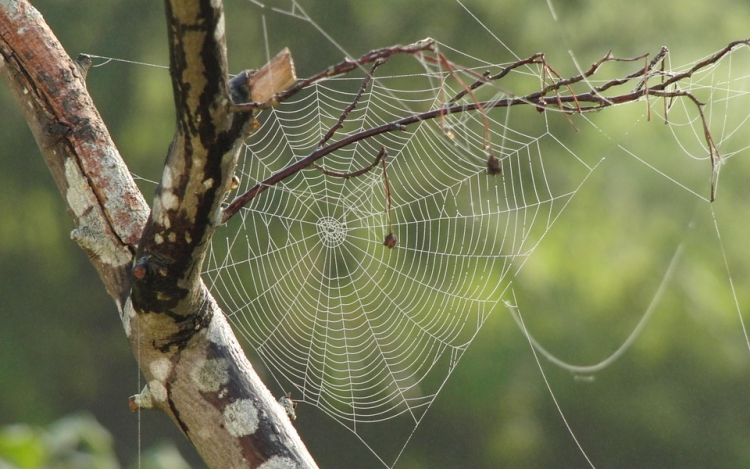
[121,297,137,337]
[196,426,212,442]
[64,158,93,218]
[191,357,230,393]
[203,178,214,189]
[148,380,167,402]
[152,196,162,218]
[257,456,298,469]
[154,233,164,245]
[214,11,225,42]
[63,160,131,268]
[161,190,179,211]
[206,321,226,346]
[168,232,177,243]
[150,357,173,382]
[185,232,192,244]
[223,399,258,437]
[161,164,173,188]
[131,386,154,409]
[2,0,42,25]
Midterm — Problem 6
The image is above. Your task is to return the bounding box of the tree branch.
[128,0,316,467]
[1,1,316,467]
[0,0,147,302]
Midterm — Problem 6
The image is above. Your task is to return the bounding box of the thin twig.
[315,146,386,179]
[317,59,385,148]
[381,150,397,248]
[221,39,750,221]
[230,38,436,113]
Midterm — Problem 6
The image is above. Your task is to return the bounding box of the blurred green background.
[2,0,750,468]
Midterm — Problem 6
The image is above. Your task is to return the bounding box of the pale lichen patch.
[70,225,130,268]
[130,385,154,409]
[257,456,298,469]
[161,163,173,189]
[150,357,173,382]
[206,321,227,346]
[223,398,259,437]
[154,233,164,244]
[64,158,94,218]
[0,0,19,23]
[65,159,130,268]
[191,357,230,393]
[152,196,162,220]
[168,232,177,243]
[196,426,212,442]
[148,380,167,402]
[203,178,214,189]
[185,232,193,244]
[121,297,137,337]
[214,12,225,45]
[161,190,179,211]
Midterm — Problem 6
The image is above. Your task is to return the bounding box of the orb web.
[203,42,597,465]
[197,5,750,468]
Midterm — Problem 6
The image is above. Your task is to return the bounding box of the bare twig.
[317,58,385,148]
[315,146,386,179]
[381,150,397,249]
[230,38,436,112]
[222,38,750,221]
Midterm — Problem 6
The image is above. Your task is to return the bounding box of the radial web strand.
[205,42,628,464]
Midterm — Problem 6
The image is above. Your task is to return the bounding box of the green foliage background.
[2,0,750,468]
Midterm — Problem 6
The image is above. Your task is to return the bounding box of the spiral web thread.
[200,35,750,465]
[202,48,575,462]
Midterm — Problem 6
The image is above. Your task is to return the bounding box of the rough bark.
[0,0,316,468]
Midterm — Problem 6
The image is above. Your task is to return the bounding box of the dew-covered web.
[193,1,750,466]
[206,41,591,464]
[197,1,750,466]
[87,0,750,466]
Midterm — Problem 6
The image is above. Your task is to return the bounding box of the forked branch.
[223,38,749,221]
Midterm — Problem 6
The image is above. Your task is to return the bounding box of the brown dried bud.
[486,155,502,175]
[383,232,398,249]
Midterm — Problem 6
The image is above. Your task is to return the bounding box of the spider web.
[201,6,750,462]
[80,0,750,466]
[203,40,596,463]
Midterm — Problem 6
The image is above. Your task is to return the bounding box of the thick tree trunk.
[0,1,316,468]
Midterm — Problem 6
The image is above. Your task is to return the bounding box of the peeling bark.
[0,0,316,467]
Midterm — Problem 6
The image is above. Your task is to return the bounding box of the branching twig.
[315,146,386,179]
[317,59,385,148]
[222,38,750,221]
[230,38,436,112]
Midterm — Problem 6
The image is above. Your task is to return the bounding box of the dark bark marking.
[166,382,192,438]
